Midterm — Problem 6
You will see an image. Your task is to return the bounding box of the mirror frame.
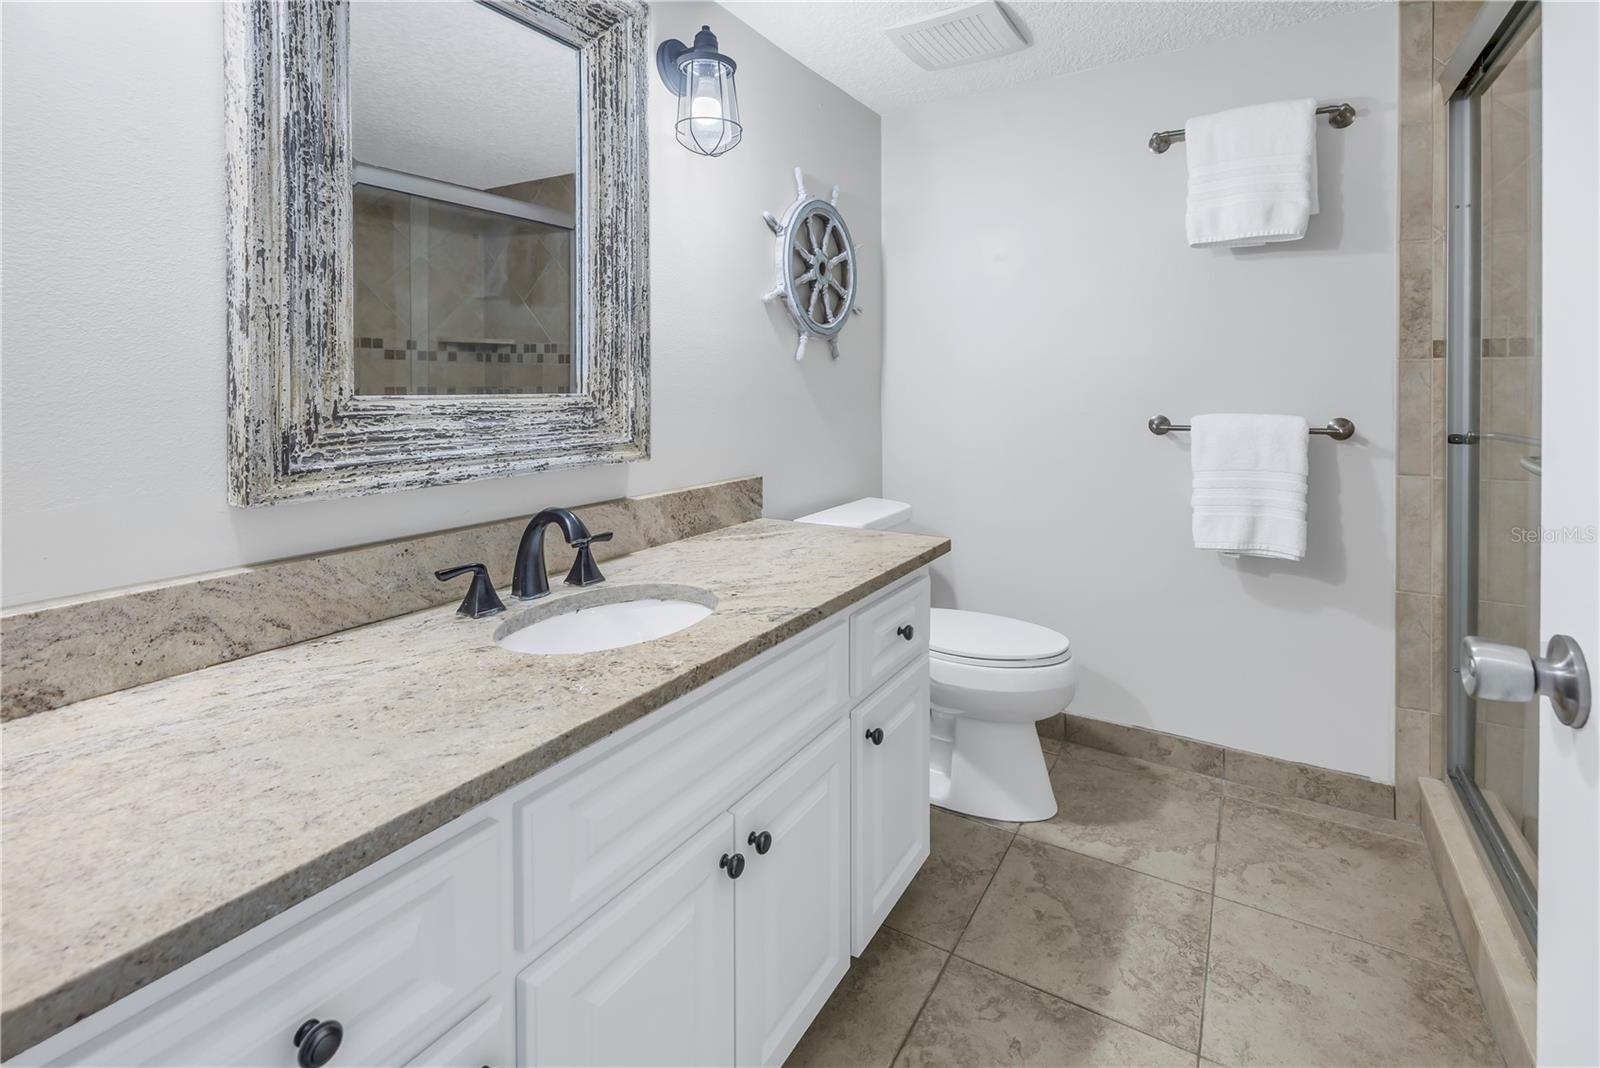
[224,0,649,506]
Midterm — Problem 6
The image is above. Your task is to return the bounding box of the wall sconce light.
[656,25,742,157]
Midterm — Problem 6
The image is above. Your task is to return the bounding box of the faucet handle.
[435,563,506,619]
[564,532,612,588]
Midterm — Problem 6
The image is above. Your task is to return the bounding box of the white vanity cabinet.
[12,571,931,1068]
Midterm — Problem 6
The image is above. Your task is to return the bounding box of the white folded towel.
[1185,98,1319,248]
[1191,414,1310,561]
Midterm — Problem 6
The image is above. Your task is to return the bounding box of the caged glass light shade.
[658,25,742,157]
[677,57,741,156]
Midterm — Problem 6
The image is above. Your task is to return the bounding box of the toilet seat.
[929,608,1071,669]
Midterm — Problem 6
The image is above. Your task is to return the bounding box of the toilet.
[796,498,1076,822]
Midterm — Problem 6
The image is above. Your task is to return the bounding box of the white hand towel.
[1191,414,1310,561]
[1185,98,1319,248]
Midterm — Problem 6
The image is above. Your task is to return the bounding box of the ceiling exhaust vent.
[885,1,1028,72]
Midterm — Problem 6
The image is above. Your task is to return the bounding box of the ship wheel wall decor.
[762,168,864,360]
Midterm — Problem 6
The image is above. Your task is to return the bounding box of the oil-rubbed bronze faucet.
[434,563,505,619]
[511,507,613,600]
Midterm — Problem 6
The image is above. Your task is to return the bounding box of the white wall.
[0,0,882,607]
[882,7,1399,781]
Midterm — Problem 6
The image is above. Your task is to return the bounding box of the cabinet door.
[516,816,735,1068]
[732,720,851,1067]
[850,661,931,955]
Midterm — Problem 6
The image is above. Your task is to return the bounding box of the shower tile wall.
[1394,1,1540,836]
[1394,1,1470,823]
[353,173,575,396]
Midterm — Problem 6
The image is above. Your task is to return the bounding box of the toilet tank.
[794,497,912,531]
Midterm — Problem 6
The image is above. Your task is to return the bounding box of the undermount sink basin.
[495,584,717,655]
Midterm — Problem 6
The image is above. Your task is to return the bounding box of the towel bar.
[1148,103,1356,154]
[1148,415,1356,440]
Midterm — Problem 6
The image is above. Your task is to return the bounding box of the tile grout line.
[932,760,1204,1062]
[1070,732,1395,814]
[903,742,1474,1065]
[1219,786,1426,841]
[1194,794,1225,1066]
[1207,891,1476,977]
[1212,786,1473,975]
[943,947,1205,1059]
[1066,744,1418,842]
[969,759,1459,975]
[886,949,954,1068]
[886,819,1021,1067]
[1012,828,1216,897]
[954,752,1233,1051]
[1223,790,1424,844]
[878,924,953,956]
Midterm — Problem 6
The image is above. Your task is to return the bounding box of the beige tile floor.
[787,741,1503,1068]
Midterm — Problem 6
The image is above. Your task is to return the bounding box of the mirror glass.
[350,1,579,398]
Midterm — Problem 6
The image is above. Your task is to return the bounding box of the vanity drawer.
[41,821,501,1067]
[849,574,930,698]
[512,620,850,955]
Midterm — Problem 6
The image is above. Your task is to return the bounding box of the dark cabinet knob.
[293,1019,343,1068]
[897,624,915,641]
[748,830,773,855]
[865,727,885,746]
[720,852,746,879]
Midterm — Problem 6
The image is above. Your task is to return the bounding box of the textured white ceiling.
[719,1,1380,114]
[351,0,577,190]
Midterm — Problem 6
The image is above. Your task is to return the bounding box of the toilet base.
[929,716,1057,822]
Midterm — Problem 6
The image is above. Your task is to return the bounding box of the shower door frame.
[1441,0,1541,945]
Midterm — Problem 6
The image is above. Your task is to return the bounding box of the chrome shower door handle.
[1460,634,1591,728]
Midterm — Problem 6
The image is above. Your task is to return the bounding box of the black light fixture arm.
[656,25,734,96]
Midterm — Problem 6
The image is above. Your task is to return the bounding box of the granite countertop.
[0,519,949,1057]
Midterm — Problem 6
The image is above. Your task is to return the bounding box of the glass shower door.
[1444,5,1542,942]
[1473,19,1542,865]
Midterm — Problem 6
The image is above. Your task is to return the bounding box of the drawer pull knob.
[865,727,885,746]
[293,1019,343,1068]
[897,624,915,641]
[720,852,746,879]
[748,830,773,855]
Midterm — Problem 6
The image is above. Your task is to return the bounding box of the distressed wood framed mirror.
[225,0,649,506]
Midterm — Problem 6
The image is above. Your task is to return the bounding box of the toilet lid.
[929,608,1071,666]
